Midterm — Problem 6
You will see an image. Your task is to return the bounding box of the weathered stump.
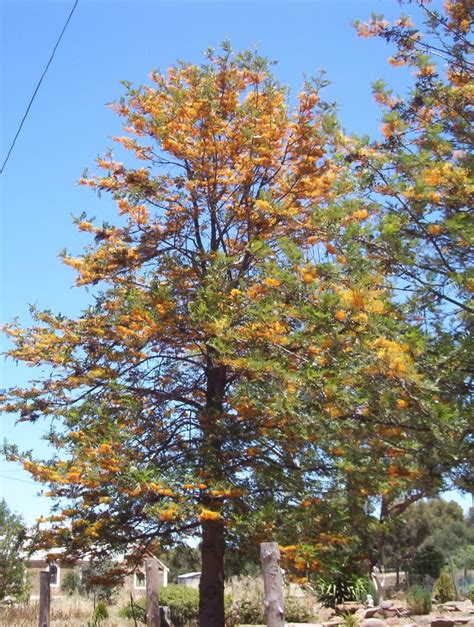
[38,571,50,627]
[260,541,285,627]
[145,558,161,627]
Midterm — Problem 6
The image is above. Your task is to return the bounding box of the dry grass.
[0,596,136,626]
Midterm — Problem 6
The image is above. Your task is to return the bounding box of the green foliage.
[62,569,81,596]
[407,586,432,615]
[118,597,146,623]
[316,575,369,608]
[229,595,312,624]
[433,568,457,603]
[341,612,361,627]
[231,598,264,625]
[411,543,445,580]
[87,600,109,627]
[61,561,119,603]
[0,500,28,602]
[285,597,313,622]
[160,584,200,626]
[470,585,474,604]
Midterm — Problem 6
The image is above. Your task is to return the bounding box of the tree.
[380,498,466,577]
[353,0,473,492]
[1,45,465,624]
[0,500,28,602]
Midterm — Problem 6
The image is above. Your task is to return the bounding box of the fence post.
[145,558,161,627]
[260,542,285,627]
[38,570,51,627]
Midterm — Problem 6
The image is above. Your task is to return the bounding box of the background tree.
[380,498,472,583]
[1,44,466,624]
[353,0,473,494]
[0,500,28,602]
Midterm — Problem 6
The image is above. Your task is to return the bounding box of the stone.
[365,607,382,618]
[381,601,394,610]
[336,602,364,615]
[430,619,455,627]
[362,619,386,627]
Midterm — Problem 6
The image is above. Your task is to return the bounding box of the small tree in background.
[0,500,28,602]
[433,567,457,603]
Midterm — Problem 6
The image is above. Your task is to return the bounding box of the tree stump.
[38,571,50,627]
[145,558,160,627]
[260,542,285,627]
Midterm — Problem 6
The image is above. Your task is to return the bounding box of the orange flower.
[263,277,281,288]
[427,224,443,236]
[335,309,346,322]
[199,508,222,521]
[396,399,407,409]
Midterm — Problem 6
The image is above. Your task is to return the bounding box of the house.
[26,550,169,598]
[176,571,201,588]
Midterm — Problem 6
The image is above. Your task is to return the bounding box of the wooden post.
[260,542,285,627]
[38,571,51,627]
[145,558,160,627]
[159,606,171,627]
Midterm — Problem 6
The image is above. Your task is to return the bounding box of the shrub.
[470,585,474,604]
[433,568,457,603]
[120,585,201,626]
[407,585,432,615]
[285,596,313,622]
[341,612,361,627]
[160,584,199,626]
[119,596,146,623]
[231,597,264,624]
[411,543,445,580]
[87,601,109,627]
[316,576,370,607]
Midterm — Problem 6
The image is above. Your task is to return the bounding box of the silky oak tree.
[1,45,462,624]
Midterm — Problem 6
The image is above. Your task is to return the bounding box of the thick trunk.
[199,362,226,627]
[199,518,225,627]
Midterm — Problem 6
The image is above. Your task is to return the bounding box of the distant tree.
[411,542,446,581]
[380,497,474,586]
[0,500,28,601]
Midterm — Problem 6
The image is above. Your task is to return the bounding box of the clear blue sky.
[2,0,469,524]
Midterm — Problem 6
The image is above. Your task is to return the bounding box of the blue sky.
[2,0,470,524]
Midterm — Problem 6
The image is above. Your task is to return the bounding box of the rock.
[381,601,394,610]
[336,602,364,615]
[453,618,473,625]
[362,619,386,627]
[430,619,455,627]
[323,620,343,627]
[365,607,382,618]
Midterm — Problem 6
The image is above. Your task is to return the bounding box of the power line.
[0,0,79,175]
[0,473,40,486]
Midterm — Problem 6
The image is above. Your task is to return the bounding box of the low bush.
[433,568,456,603]
[316,576,370,607]
[407,585,432,615]
[120,585,202,626]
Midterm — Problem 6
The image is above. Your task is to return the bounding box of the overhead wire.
[0,0,79,175]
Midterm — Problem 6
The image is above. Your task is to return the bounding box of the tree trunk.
[199,517,225,627]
